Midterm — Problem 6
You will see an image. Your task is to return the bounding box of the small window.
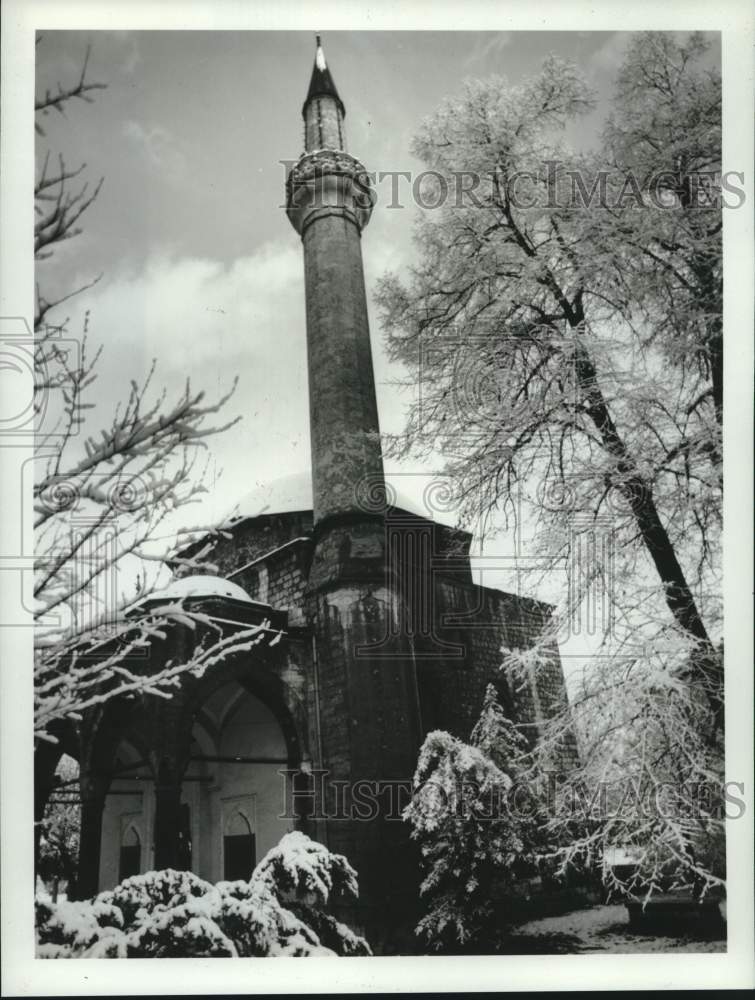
[119,825,141,881]
[223,811,255,881]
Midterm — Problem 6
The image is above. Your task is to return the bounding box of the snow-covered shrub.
[35,897,127,959]
[98,868,209,927]
[35,832,371,958]
[404,684,545,950]
[250,832,369,956]
[251,829,358,907]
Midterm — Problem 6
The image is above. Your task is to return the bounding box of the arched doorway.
[92,676,299,891]
[183,678,295,883]
[223,807,256,881]
[119,823,142,881]
[98,740,152,890]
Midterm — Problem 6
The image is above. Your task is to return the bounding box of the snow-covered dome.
[224,469,459,528]
[225,471,313,524]
[149,575,254,604]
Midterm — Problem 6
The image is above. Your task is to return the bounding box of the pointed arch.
[222,797,256,881]
[118,818,142,881]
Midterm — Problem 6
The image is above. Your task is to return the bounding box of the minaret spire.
[302,34,346,150]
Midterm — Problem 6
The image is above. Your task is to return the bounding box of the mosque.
[35,37,573,953]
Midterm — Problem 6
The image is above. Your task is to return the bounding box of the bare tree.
[34,43,272,742]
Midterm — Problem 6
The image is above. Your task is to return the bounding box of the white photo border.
[1,0,752,993]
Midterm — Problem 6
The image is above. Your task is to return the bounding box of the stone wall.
[172,508,575,762]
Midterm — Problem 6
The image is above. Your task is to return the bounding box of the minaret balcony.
[285,149,375,236]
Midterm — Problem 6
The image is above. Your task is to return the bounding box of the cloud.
[587,33,631,75]
[123,120,187,177]
[106,30,143,75]
[119,33,142,75]
[61,242,310,523]
[464,33,513,68]
[56,227,421,530]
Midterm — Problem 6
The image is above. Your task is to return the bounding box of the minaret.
[286,35,383,534]
[285,38,422,950]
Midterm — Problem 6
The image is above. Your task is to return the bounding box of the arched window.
[223,810,255,881]
[119,824,141,881]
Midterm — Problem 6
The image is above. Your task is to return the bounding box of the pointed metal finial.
[315,35,327,71]
[303,33,344,117]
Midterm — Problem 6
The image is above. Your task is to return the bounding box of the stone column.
[72,773,107,900]
[153,767,184,871]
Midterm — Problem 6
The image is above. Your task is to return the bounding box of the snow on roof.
[389,482,459,528]
[225,470,460,529]
[603,846,643,867]
[225,471,313,524]
[147,574,255,604]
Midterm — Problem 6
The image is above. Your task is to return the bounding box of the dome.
[224,469,459,527]
[148,574,254,604]
[225,471,313,524]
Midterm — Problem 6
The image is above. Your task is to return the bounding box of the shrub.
[36,832,371,958]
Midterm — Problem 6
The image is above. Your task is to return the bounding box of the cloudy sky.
[34,29,714,619]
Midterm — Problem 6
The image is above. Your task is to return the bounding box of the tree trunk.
[569,325,722,729]
[74,788,105,899]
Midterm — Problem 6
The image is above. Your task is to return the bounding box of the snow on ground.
[502,904,726,954]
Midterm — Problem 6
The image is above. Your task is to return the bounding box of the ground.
[501,903,726,954]
[37,883,727,956]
